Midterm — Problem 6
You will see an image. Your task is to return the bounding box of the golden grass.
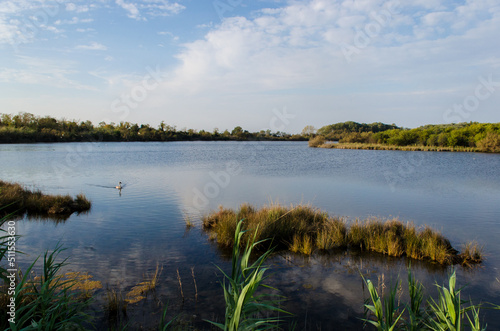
[458,241,483,266]
[316,142,480,153]
[0,180,91,217]
[203,203,339,252]
[203,203,482,266]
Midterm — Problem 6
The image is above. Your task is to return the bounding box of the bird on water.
[116,182,122,189]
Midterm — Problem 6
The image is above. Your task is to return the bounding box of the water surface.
[1,141,499,329]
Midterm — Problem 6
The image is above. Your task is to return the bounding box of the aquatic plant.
[361,274,404,330]
[7,244,93,330]
[125,263,163,304]
[361,268,499,331]
[206,220,289,331]
[203,204,482,266]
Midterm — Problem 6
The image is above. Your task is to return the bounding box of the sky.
[1,0,499,133]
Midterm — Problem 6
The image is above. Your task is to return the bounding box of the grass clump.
[0,179,91,217]
[459,241,483,267]
[203,203,347,253]
[203,204,482,266]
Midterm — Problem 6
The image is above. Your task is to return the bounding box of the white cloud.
[75,42,107,51]
[0,55,96,90]
[55,17,94,25]
[140,0,500,130]
[115,0,141,20]
[115,0,185,20]
[76,27,94,33]
[65,3,90,13]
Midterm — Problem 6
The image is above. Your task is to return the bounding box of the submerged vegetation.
[0,179,91,217]
[0,112,305,143]
[203,203,483,266]
[310,121,500,153]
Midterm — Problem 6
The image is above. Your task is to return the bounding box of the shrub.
[308,135,326,147]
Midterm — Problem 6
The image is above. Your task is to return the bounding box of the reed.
[205,220,289,330]
[203,204,482,266]
[177,269,184,300]
[0,179,91,217]
[191,267,198,302]
[361,274,404,330]
[361,267,498,331]
[6,244,92,330]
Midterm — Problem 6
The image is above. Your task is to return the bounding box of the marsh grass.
[203,204,482,266]
[316,142,480,153]
[203,203,343,252]
[459,241,483,267]
[0,180,91,217]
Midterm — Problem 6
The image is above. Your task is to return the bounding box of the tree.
[301,125,316,137]
[477,131,500,152]
[231,126,243,136]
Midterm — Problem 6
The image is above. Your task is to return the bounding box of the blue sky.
[1,0,499,133]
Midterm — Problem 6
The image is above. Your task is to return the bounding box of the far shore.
[316,142,481,153]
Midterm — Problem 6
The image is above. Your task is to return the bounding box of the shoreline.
[313,142,484,153]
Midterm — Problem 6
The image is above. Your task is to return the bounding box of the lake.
[1,141,500,330]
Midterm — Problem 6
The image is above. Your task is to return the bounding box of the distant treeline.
[312,121,500,153]
[0,112,306,143]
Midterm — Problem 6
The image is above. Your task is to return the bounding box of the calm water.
[1,141,500,329]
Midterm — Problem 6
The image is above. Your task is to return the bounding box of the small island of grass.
[0,180,91,217]
[203,203,482,266]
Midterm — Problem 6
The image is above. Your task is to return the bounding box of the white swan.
[115,182,122,189]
